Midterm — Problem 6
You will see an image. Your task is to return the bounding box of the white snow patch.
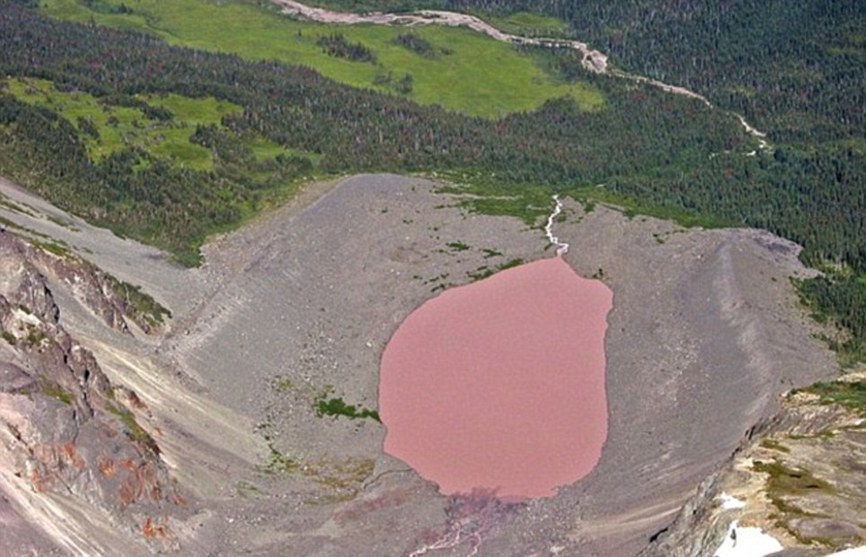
[719,493,746,510]
[714,520,783,557]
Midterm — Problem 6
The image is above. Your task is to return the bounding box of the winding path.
[272,0,770,148]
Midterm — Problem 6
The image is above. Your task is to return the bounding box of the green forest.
[0,0,864,362]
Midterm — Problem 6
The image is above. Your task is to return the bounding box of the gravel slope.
[0,174,838,556]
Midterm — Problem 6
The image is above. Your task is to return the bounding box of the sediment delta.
[0,174,837,556]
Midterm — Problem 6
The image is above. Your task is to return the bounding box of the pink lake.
[379,257,613,500]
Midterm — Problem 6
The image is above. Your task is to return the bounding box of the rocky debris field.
[0,174,851,556]
[0,232,189,556]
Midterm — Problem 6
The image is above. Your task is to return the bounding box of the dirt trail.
[272,0,770,146]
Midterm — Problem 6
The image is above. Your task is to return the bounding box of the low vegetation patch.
[40,381,74,405]
[446,240,470,252]
[484,11,570,38]
[760,438,792,453]
[265,444,300,474]
[107,276,172,330]
[467,258,525,281]
[392,32,451,59]
[798,380,866,416]
[315,395,381,422]
[106,402,160,454]
[31,239,72,258]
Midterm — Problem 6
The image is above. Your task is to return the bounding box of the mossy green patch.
[754,458,834,502]
[316,395,380,422]
[40,382,74,405]
[800,380,866,416]
[31,238,73,258]
[434,175,554,226]
[265,444,300,474]
[760,438,792,453]
[106,402,160,453]
[446,241,470,252]
[754,457,836,545]
[570,185,738,229]
[107,277,172,329]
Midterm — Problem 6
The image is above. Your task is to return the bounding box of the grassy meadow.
[38,0,604,118]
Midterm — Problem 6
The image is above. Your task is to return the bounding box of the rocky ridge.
[0,231,187,556]
[639,371,866,557]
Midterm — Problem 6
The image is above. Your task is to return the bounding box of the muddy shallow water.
[379,256,613,500]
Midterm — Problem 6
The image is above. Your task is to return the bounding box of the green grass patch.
[570,185,738,229]
[38,0,605,118]
[246,134,321,165]
[434,175,554,226]
[22,325,47,347]
[798,380,866,416]
[498,257,524,270]
[753,458,839,546]
[433,174,731,233]
[467,257,525,281]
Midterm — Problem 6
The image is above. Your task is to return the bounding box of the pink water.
[379,257,613,500]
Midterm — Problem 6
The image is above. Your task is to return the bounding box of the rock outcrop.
[638,372,866,557]
[0,231,185,555]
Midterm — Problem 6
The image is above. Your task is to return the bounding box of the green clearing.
[433,173,736,234]
[5,78,241,170]
[569,185,738,230]
[433,174,554,226]
[38,0,604,118]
